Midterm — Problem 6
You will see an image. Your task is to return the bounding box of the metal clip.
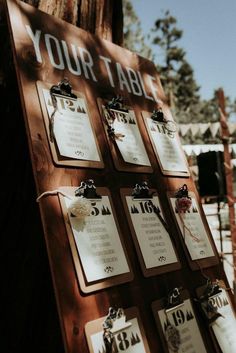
[203,279,222,297]
[165,287,184,313]
[50,78,77,99]
[49,78,77,141]
[106,96,128,113]
[151,107,177,133]
[151,107,165,123]
[75,179,101,199]
[175,184,192,213]
[104,96,128,140]
[175,184,189,199]
[102,307,132,353]
[132,181,154,199]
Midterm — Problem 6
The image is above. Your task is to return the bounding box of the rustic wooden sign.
[5,1,224,352]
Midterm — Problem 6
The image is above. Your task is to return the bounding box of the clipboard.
[141,110,190,177]
[97,97,153,173]
[196,281,236,353]
[120,186,181,277]
[167,189,219,270]
[85,306,151,353]
[36,80,104,168]
[59,185,133,293]
[152,289,208,353]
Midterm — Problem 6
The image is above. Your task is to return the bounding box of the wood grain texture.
[3,1,233,353]
[22,0,123,45]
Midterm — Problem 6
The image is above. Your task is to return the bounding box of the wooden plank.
[4,1,231,353]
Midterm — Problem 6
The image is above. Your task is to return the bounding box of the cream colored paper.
[65,196,129,282]
[126,196,177,268]
[170,196,214,260]
[211,289,236,353]
[103,106,151,166]
[43,89,100,161]
[146,118,188,172]
[90,318,147,353]
[158,299,207,353]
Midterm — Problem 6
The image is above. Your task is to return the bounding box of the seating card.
[142,111,189,176]
[59,187,133,293]
[152,291,207,353]
[37,81,104,168]
[120,188,180,277]
[85,307,151,353]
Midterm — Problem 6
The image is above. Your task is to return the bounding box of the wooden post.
[217,88,236,281]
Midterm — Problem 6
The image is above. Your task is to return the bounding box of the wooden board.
[4,1,228,352]
[120,188,181,277]
[36,81,104,168]
[85,307,151,353]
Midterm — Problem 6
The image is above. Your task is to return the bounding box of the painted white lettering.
[147,75,160,103]
[116,63,131,93]
[61,40,82,76]
[126,67,142,96]
[45,34,65,70]
[137,71,154,101]
[25,25,160,104]
[99,55,115,87]
[78,47,97,82]
[25,25,42,63]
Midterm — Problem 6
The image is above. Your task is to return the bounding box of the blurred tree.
[124,6,236,144]
[228,97,236,120]
[123,0,153,60]
[151,10,201,123]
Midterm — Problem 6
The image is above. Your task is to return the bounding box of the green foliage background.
[123,0,236,144]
